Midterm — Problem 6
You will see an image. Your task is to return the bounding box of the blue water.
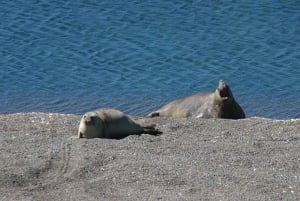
[1,1,300,119]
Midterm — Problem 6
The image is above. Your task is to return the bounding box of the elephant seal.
[147,80,245,119]
[78,108,160,139]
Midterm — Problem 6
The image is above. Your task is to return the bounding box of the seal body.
[147,80,245,119]
[78,109,159,139]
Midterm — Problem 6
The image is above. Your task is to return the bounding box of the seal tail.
[142,124,162,136]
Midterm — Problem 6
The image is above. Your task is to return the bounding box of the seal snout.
[83,114,95,124]
[218,80,227,89]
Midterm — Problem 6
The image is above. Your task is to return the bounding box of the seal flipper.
[142,124,162,136]
[78,132,82,138]
[146,111,160,118]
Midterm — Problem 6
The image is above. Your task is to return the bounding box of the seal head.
[78,111,105,139]
[213,80,245,119]
[217,80,232,101]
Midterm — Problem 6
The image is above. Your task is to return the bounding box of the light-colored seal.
[78,108,160,139]
[147,80,245,119]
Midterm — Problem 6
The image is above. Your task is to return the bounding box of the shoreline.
[0,113,299,200]
[2,111,300,120]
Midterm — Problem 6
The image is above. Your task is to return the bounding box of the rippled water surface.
[1,1,300,119]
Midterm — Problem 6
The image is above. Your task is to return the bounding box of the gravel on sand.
[0,113,299,200]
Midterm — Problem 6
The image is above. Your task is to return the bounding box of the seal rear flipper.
[142,124,162,136]
[146,111,160,118]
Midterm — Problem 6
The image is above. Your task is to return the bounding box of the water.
[1,0,300,119]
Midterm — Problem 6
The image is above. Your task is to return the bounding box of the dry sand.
[0,113,299,200]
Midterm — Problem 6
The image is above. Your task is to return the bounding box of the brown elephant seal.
[147,80,245,119]
[78,108,160,139]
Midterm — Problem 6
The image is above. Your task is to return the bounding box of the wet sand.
[0,113,299,200]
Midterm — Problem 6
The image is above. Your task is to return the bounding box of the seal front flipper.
[78,132,83,138]
[70,132,83,139]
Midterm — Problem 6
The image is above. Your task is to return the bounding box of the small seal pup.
[147,80,245,119]
[78,108,160,139]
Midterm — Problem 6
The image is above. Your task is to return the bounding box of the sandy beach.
[0,113,299,200]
